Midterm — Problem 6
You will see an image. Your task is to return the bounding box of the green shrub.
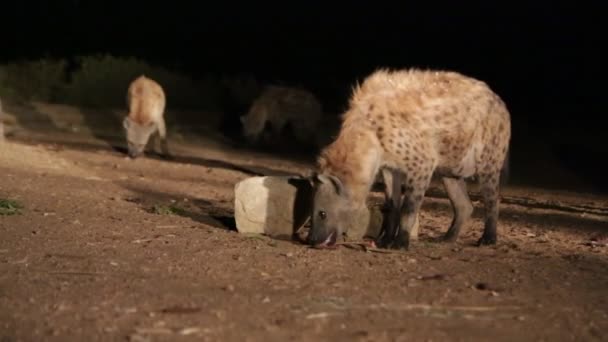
[0,54,222,110]
[0,199,24,216]
[0,58,67,102]
[63,54,219,109]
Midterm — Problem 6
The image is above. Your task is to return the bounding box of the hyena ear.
[314,173,345,196]
[308,171,321,187]
[327,174,345,196]
[123,117,131,129]
[311,172,325,185]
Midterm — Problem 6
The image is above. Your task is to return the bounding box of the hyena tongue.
[364,239,377,249]
[316,232,338,249]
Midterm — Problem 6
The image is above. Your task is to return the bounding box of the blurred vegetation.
[0,54,240,110]
[0,58,67,102]
[149,203,188,216]
[0,198,23,216]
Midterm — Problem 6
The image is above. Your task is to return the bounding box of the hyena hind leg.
[156,118,172,159]
[477,171,502,246]
[441,177,474,242]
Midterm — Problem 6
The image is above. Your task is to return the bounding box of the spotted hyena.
[123,75,169,159]
[240,85,323,146]
[308,68,511,250]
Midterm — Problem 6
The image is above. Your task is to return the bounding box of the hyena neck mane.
[317,116,381,207]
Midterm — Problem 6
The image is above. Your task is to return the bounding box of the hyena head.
[123,117,156,158]
[308,173,361,248]
[240,103,268,143]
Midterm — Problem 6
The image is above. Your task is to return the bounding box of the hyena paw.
[476,234,497,246]
[376,231,409,250]
[441,231,459,243]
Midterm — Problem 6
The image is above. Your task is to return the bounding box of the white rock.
[234,176,312,238]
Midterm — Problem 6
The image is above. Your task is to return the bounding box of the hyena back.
[308,68,511,249]
[123,75,169,159]
[240,85,322,145]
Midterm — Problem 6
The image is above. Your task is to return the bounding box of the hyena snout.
[306,224,338,248]
[308,198,342,248]
[123,117,156,159]
[127,142,146,158]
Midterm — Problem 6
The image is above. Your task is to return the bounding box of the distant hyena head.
[240,103,268,143]
[123,117,156,158]
[308,173,363,248]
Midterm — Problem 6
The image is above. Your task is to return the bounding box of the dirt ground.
[1,102,607,342]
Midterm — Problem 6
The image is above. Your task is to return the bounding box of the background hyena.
[240,85,323,146]
[123,75,169,159]
[308,68,511,250]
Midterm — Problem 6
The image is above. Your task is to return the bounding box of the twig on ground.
[336,241,407,254]
[46,271,105,276]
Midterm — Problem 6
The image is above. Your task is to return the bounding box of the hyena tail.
[499,147,510,186]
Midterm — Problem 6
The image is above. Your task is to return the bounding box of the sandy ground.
[1,102,607,342]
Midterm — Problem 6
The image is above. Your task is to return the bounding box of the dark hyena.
[240,85,323,146]
[308,68,511,250]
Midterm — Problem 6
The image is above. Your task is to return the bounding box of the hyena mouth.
[314,231,338,249]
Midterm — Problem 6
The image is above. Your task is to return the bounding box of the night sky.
[3,3,603,106]
[2,1,606,184]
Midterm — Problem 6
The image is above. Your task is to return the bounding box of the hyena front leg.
[477,171,501,246]
[376,169,404,248]
[380,169,420,242]
[156,118,172,159]
[441,177,474,242]
[377,171,431,250]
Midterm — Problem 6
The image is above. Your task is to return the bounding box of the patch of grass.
[0,199,24,216]
[150,204,188,216]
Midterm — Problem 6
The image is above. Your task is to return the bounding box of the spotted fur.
[308,68,511,249]
[123,75,169,159]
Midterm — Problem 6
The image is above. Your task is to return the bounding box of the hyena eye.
[318,211,327,220]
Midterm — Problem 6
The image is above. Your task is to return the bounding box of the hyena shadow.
[415,191,608,242]
[80,107,127,153]
[80,107,180,158]
[120,183,237,231]
[148,153,297,178]
[3,101,64,137]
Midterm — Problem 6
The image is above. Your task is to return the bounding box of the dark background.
[1,1,606,192]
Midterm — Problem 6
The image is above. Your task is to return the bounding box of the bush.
[0,54,221,110]
[0,58,67,102]
[63,54,219,109]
